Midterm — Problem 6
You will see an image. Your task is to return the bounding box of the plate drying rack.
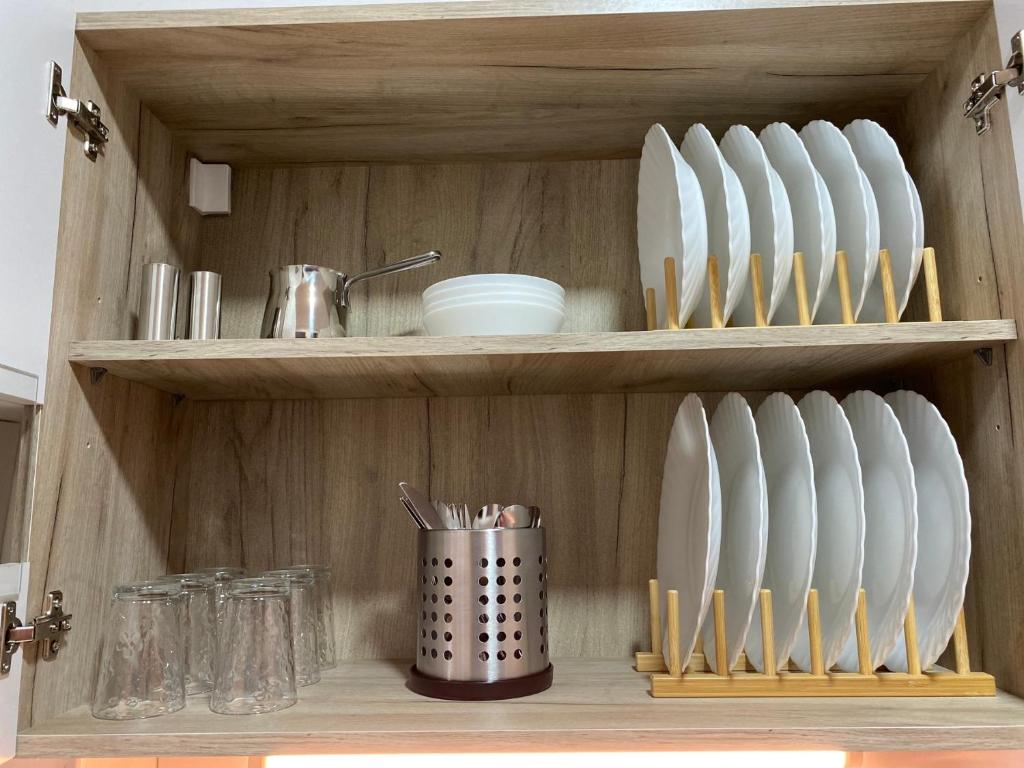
[634,580,995,697]
[644,247,943,330]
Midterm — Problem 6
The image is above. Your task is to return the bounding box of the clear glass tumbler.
[210,577,296,715]
[195,566,245,628]
[92,581,186,721]
[264,568,321,686]
[160,572,216,694]
[291,563,336,670]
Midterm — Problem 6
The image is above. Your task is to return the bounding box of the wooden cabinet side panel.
[21,41,200,725]
[894,10,1024,695]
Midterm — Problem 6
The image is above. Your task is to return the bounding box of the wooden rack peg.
[664,257,680,330]
[904,595,922,676]
[712,589,729,676]
[708,255,724,329]
[759,589,778,677]
[750,253,767,327]
[954,607,971,674]
[792,252,811,326]
[923,246,942,322]
[855,588,872,675]
[648,578,662,657]
[879,248,899,323]
[667,589,681,677]
[836,250,855,325]
[645,287,657,331]
[806,588,825,676]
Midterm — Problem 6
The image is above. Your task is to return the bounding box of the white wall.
[995,1,1024,228]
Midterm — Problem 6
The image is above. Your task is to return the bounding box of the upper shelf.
[17,658,1024,756]
[75,0,988,164]
[68,320,1016,401]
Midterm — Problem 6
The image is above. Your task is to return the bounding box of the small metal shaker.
[187,271,222,340]
[138,263,180,340]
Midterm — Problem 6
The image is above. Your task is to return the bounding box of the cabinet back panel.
[22,43,200,724]
[894,9,1024,695]
[198,159,642,339]
[172,391,779,658]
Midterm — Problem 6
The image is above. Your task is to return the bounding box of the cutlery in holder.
[408,527,553,700]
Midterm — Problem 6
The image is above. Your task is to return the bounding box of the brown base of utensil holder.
[407,664,554,701]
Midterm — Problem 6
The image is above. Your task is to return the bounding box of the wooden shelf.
[18,658,1024,756]
[75,0,986,164]
[68,321,1016,400]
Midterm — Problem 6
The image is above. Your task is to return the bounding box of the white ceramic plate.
[702,393,768,672]
[883,390,969,672]
[844,120,920,322]
[760,122,836,324]
[801,120,880,323]
[746,393,816,672]
[681,124,751,327]
[638,124,708,329]
[908,170,925,266]
[837,391,918,671]
[791,391,865,672]
[721,125,794,325]
[656,394,722,670]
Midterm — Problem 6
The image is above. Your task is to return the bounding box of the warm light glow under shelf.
[267,752,847,768]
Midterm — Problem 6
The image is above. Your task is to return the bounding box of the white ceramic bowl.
[422,298,566,336]
[424,289,565,313]
[424,274,565,301]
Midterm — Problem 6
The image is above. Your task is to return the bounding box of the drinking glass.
[264,568,321,686]
[160,572,216,694]
[291,563,336,669]
[210,577,296,715]
[92,581,186,720]
[195,566,245,627]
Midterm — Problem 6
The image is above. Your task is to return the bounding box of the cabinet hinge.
[1,591,72,676]
[964,30,1024,135]
[45,61,109,161]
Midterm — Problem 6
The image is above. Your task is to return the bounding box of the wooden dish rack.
[634,580,995,697]
[645,247,944,331]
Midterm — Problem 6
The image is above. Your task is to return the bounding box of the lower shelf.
[17,658,1024,756]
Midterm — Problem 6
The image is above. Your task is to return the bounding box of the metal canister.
[415,527,549,684]
[187,271,222,340]
[138,263,180,340]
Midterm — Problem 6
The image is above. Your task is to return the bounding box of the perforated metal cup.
[416,527,549,682]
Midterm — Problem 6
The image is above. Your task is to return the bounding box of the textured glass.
[292,564,336,669]
[264,569,321,686]
[92,583,186,721]
[196,566,245,629]
[210,578,296,715]
[161,573,216,694]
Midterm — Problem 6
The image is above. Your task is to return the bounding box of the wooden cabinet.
[6,0,1024,757]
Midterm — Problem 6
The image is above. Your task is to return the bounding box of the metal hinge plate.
[45,61,109,160]
[1,591,72,675]
[964,30,1024,135]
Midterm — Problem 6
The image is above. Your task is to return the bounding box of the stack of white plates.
[421,274,566,336]
[656,389,969,674]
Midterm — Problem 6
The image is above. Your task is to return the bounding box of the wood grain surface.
[19,43,200,728]
[18,658,1024,757]
[67,322,1016,400]
[74,1,986,164]
[894,9,1024,698]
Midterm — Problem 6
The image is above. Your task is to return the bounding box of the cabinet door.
[995,1,1024,214]
[0,0,75,406]
[0,563,29,764]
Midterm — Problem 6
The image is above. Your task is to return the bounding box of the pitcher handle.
[342,250,441,305]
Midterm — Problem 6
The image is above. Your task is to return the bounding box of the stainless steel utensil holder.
[410,527,552,700]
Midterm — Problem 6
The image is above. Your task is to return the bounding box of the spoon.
[473,503,503,530]
[528,505,542,528]
[497,504,532,529]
